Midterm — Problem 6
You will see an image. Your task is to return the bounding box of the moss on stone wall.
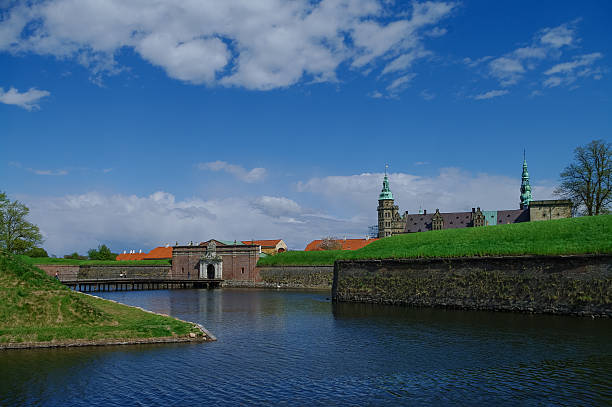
[333,255,612,316]
[259,266,333,288]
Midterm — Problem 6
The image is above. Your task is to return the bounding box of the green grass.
[258,215,612,266]
[0,252,199,345]
[17,256,171,266]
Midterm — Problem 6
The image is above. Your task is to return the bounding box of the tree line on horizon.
[1,139,610,254]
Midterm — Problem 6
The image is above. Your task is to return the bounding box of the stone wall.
[78,265,172,279]
[256,266,334,289]
[36,264,80,280]
[332,255,612,317]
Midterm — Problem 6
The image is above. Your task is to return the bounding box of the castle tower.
[520,151,533,209]
[377,166,396,238]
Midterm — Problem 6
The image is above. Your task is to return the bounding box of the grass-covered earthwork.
[258,215,612,266]
[0,252,202,347]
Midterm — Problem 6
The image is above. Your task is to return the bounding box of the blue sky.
[1,0,610,254]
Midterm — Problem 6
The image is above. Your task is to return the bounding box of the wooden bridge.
[62,278,224,292]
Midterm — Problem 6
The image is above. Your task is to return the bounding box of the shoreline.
[0,291,216,350]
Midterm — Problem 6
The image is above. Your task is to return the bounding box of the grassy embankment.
[17,256,171,266]
[258,215,612,266]
[0,252,204,347]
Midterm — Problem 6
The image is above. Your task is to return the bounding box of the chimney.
[477,207,480,212]
[366,236,369,240]
[139,249,142,254]
[472,208,475,213]
[424,209,427,215]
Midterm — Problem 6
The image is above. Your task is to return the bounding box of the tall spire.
[379,164,394,200]
[520,150,532,208]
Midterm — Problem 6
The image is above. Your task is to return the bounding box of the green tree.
[25,247,49,258]
[64,252,87,260]
[0,191,43,254]
[555,140,612,216]
[88,244,116,260]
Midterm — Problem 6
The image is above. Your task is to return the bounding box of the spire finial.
[379,164,394,200]
[520,150,532,208]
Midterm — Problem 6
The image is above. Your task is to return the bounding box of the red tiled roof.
[242,239,282,247]
[143,246,173,259]
[116,246,173,261]
[116,252,147,261]
[304,238,378,251]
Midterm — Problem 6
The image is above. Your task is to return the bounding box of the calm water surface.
[1,288,611,406]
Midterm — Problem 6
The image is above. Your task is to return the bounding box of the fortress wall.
[332,255,612,317]
[242,266,334,289]
[35,264,80,280]
[78,265,172,279]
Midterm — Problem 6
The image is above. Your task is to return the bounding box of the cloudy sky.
[1,0,610,255]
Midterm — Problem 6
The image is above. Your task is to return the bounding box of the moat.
[1,288,610,406]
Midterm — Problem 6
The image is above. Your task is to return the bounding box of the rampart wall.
[332,255,612,317]
[251,266,334,289]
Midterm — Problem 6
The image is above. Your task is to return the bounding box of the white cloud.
[386,73,417,93]
[473,89,509,100]
[197,161,267,183]
[297,169,555,217]
[466,20,603,90]
[24,191,363,254]
[0,87,50,110]
[543,53,604,88]
[539,23,576,48]
[0,0,456,91]
[9,161,68,175]
[252,196,302,218]
[419,89,435,100]
[22,166,556,254]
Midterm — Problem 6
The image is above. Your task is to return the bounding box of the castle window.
[241,267,244,274]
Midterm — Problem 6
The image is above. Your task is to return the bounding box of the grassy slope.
[259,215,612,266]
[18,256,171,266]
[0,252,199,344]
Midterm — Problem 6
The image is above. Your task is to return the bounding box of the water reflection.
[0,289,610,406]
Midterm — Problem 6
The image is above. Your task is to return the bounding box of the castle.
[377,156,572,238]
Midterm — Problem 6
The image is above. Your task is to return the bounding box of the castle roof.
[404,209,529,232]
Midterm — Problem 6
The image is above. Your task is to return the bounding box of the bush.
[64,252,88,260]
[24,247,48,258]
[87,244,116,261]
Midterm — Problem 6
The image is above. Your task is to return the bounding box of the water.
[1,288,611,406]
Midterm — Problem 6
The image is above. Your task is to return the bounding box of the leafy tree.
[64,252,88,260]
[88,244,116,260]
[555,140,612,216]
[25,247,48,258]
[318,237,343,250]
[0,191,43,254]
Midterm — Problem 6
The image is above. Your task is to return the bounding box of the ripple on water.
[0,289,610,406]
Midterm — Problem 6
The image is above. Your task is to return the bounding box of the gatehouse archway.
[207,264,215,279]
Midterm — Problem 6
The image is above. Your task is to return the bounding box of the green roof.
[379,174,394,200]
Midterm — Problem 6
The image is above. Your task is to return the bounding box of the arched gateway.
[199,240,222,279]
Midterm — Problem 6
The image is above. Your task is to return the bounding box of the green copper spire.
[379,164,394,200]
[520,150,533,208]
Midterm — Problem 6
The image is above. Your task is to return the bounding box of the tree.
[318,236,343,251]
[25,247,48,258]
[0,191,43,254]
[555,140,612,216]
[88,244,116,260]
[64,252,88,260]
